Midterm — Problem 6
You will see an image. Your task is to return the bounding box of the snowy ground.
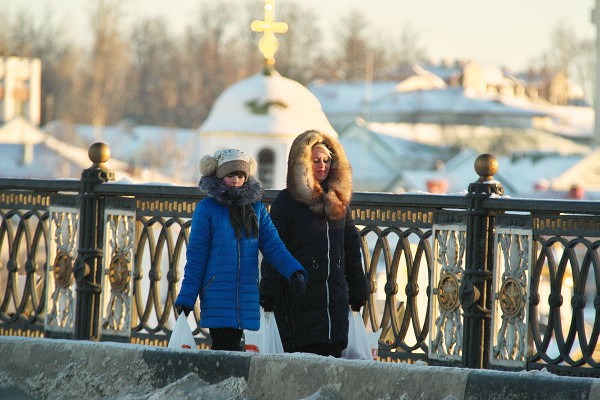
[0,371,345,400]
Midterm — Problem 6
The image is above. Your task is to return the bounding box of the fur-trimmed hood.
[286,130,352,220]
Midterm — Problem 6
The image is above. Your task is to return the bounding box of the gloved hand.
[259,296,274,312]
[349,296,367,312]
[175,304,192,317]
[290,271,306,295]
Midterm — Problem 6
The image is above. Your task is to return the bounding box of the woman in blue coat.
[175,149,306,351]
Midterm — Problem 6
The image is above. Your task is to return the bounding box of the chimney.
[22,143,34,165]
[568,183,585,199]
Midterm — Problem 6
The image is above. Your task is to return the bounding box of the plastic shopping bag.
[244,309,284,353]
[260,310,284,353]
[168,313,197,350]
[367,328,382,360]
[341,311,372,360]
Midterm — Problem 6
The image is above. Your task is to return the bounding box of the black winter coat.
[260,189,368,351]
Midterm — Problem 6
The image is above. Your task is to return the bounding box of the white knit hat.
[199,149,257,178]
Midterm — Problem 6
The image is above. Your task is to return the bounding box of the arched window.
[258,148,275,189]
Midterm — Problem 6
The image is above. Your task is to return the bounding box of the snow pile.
[0,364,344,400]
[114,373,249,400]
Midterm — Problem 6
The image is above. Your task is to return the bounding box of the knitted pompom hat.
[199,149,257,178]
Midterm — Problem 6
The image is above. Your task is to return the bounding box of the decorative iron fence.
[1,143,599,377]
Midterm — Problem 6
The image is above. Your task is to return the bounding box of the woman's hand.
[175,305,192,316]
[290,271,307,294]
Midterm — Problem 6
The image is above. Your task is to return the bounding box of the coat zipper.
[236,239,241,328]
[325,220,332,341]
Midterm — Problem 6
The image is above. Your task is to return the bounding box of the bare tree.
[84,0,131,135]
[176,0,250,128]
[543,23,579,74]
[275,1,324,84]
[0,11,10,55]
[0,7,83,126]
[233,0,266,77]
[532,22,594,104]
[0,0,437,128]
[331,9,372,81]
[128,17,180,125]
[572,38,596,103]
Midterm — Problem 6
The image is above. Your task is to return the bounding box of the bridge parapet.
[1,145,600,377]
[0,336,597,400]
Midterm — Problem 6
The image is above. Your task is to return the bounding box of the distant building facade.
[0,57,41,126]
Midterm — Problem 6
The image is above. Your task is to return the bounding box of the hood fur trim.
[199,175,263,206]
[286,130,352,220]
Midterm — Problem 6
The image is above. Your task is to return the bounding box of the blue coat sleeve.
[175,200,212,309]
[257,202,307,282]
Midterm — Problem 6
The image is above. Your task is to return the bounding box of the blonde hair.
[312,142,332,158]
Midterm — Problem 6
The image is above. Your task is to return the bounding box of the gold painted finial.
[251,0,287,67]
[89,142,110,165]
[474,154,498,182]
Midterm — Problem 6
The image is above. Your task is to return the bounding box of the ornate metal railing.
[1,143,600,377]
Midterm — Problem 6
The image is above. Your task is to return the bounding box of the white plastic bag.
[244,309,284,353]
[367,328,382,360]
[342,311,372,360]
[168,313,197,350]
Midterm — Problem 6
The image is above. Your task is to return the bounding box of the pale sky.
[3,0,597,71]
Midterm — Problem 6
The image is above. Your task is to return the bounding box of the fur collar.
[199,175,263,206]
[286,130,353,220]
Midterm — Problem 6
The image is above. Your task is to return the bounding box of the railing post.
[74,143,115,340]
[461,154,504,368]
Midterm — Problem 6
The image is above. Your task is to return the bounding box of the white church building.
[198,68,336,189]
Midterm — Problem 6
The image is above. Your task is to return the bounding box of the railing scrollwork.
[429,212,467,363]
[490,214,533,368]
[100,198,135,338]
[46,200,79,334]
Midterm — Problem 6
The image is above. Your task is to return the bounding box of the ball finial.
[474,154,498,182]
[88,142,110,165]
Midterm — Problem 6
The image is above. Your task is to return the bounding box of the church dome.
[199,69,337,137]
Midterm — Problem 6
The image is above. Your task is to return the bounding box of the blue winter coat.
[175,177,306,331]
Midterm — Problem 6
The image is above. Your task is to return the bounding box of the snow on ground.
[0,372,345,400]
[0,348,346,400]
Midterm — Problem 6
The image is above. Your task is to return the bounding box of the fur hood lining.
[286,130,352,220]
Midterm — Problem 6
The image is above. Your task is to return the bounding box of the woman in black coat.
[260,129,368,357]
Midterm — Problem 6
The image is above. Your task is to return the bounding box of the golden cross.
[251,0,288,66]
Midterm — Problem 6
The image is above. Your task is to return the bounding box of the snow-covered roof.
[0,117,45,144]
[313,83,548,118]
[340,119,453,192]
[0,119,144,180]
[361,121,590,156]
[402,149,585,196]
[340,118,593,195]
[199,70,336,137]
[307,81,399,114]
[44,121,201,184]
[537,104,593,139]
[0,142,89,179]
